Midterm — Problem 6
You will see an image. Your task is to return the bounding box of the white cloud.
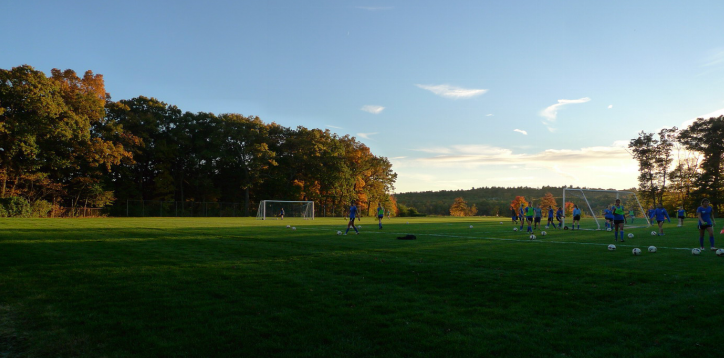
[608,104,613,109]
[553,165,579,181]
[486,114,494,117]
[416,84,488,99]
[703,50,724,67]
[326,124,342,129]
[681,107,724,129]
[360,105,385,114]
[540,97,591,121]
[357,132,378,140]
[513,129,528,135]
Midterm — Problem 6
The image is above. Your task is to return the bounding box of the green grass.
[1,217,723,357]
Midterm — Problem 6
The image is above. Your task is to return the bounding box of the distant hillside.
[395,186,637,216]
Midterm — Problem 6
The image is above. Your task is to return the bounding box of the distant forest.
[394,186,638,217]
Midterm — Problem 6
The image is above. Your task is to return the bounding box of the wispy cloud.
[357,132,378,140]
[703,50,724,67]
[326,124,342,129]
[513,129,528,135]
[486,114,494,117]
[539,97,591,132]
[357,6,393,11]
[553,165,578,181]
[360,105,385,114]
[416,84,488,99]
[608,104,613,109]
[681,107,724,129]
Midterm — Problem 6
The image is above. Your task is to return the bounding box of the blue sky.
[3,0,724,193]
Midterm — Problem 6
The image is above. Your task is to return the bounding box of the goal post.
[561,188,650,230]
[256,200,315,220]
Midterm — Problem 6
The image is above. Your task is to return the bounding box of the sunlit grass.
[1,217,723,357]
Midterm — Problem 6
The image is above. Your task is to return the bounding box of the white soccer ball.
[406,222,409,224]
[650,231,657,236]
[358,225,362,229]
[608,244,616,251]
[627,233,634,239]
[606,228,612,232]
[286,225,290,228]
[500,222,503,224]
[692,248,701,255]
[541,231,547,236]
[648,246,657,253]
[336,231,342,235]
[529,234,536,240]
[469,225,474,229]
[291,227,296,230]
[545,225,549,229]
[716,248,724,257]
[632,248,642,256]
[513,227,519,231]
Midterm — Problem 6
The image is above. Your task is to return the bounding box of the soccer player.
[556,206,564,229]
[571,205,581,230]
[696,198,717,251]
[376,204,385,229]
[647,205,655,224]
[653,203,671,236]
[519,204,526,231]
[677,206,685,227]
[604,205,614,230]
[628,209,635,224]
[279,207,285,220]
[547,206,555,228]
[345,200,360,235]
[525,203,534,233]
[511,207,518,225]
[612,199,626,242]
[533,205,543,230]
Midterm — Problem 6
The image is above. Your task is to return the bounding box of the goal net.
[256,200,314,220]
[562,189,650,230]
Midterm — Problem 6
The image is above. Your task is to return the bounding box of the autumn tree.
[539,192,557,209]
[450,197,470,217]
[678,116,724,213]
[510,196,528,213]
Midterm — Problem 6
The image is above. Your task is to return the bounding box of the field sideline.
[1,217,723,357]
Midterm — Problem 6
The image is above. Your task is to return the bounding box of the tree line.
[628,116,724,214]
[0,65,397,217]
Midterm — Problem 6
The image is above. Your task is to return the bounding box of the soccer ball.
[336,231,342,235]
[541,231,547,236]
[606,228,612,232]
[513,227,519,231]
[648,246,657,253]
[650,231,657,236]
[500,222,503,224]
[563,226,569,230]
[608,244,616,251]
[286,225,290,228]
[632,248,642,256]
[545,225,549,229]
[692,248,701,255]
[716,248,724,257]
[358,225,362,229]
[627,233,634,239]
[406,222,409,224]
[529,234,536,240]
[469,225,474,229]
[291,227,296,230]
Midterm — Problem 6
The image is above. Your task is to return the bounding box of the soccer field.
[1,217,723,357]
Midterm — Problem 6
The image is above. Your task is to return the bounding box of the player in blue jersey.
[533,205,543,230]
[612,199,627,242]
[345,200,360,235]
[696,198,717,251]
[525,203,535,233]
[519,204,526,230]
[653,203,671,236]
[547,206,555,228]
[571,205,581,230]
[279,207,285,220]
[647,205,655,224]
[511,207,518,225]
[556,207,564,229]
[604,206,614,230]
[677,206,686,227]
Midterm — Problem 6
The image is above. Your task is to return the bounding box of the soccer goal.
[256,200,315,220]
[561,188,650,230]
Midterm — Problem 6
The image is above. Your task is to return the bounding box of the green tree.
[678,116,724,213]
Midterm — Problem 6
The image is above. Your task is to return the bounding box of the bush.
[0,196,31,217]
[30,200,53,218]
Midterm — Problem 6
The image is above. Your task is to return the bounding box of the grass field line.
[294,226,698,251]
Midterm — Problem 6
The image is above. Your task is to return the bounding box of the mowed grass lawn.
[1,216,723,357]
